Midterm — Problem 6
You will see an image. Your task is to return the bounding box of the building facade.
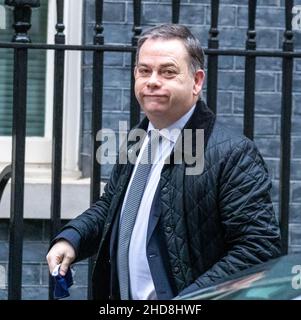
[0,0,301,299]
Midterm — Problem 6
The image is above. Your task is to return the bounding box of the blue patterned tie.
[117,130,160,300]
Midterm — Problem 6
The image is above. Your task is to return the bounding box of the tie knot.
[140,130,160,165]
[148,129,160,142]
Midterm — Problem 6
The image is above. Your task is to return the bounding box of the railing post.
[172,0,180,24]
[243,0,257,140]
[207,0,219,114]
[5,0,40,42]
[4,0,40,300]
[279,0,294,255]
[87,0,104,300]
[130,0,142,129]
[48,0,66,300]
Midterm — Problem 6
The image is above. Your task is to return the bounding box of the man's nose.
[147,71,161,88]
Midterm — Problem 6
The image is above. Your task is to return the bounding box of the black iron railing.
[0,0,298,300]
[207,0,219,115]
[243,0,257,140]
[48,0,66,300]
[88,0,104,300]
[280,0,294,257]
[4,0,38,301]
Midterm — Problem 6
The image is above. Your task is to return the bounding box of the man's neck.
[148,104,197,130]
[148,104,196,133]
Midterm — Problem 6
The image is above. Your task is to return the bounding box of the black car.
[177,254,301,300]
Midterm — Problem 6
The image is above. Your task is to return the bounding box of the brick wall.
[1,0,300,300]
[0,220,88,299]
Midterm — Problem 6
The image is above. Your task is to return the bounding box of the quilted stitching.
[160,120,281,291]
[63,104,281,298]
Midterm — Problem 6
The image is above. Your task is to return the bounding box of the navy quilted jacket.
[63,100,281,299]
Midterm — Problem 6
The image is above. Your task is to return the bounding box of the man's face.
[134,38,204,128]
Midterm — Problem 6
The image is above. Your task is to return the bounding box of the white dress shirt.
[120,105,195,300]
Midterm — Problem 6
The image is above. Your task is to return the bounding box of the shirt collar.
[147,105,196,143]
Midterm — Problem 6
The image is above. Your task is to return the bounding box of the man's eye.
[162,70,176,77]
[138,68,150,75]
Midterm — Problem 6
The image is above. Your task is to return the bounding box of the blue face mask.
[51,264,75,299]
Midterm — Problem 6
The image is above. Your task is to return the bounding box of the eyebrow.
[137,62,178,68]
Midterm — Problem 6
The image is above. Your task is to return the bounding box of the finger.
[59,255,73,276]
[46,252,62,274]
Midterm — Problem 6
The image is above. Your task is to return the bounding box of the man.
[47,24,281,300]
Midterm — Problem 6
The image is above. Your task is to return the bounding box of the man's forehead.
[138,38,189,63]
[140,37,187,52]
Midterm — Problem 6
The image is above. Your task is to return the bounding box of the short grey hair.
[136,24,205,74]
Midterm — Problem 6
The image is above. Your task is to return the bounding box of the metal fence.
[0,0,300,300]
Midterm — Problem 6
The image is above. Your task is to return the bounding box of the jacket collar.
[183,99,216,150]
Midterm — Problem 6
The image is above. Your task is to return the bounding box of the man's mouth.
[143,95,167,99]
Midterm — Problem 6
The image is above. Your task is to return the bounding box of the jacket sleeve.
[57,162,122,261]
[186,137,281,292]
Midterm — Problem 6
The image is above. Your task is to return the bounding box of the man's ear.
[193,69,205,96]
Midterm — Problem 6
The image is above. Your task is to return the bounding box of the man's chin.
[142,104,169,115]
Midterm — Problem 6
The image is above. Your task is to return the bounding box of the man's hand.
[46,240,76,276]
